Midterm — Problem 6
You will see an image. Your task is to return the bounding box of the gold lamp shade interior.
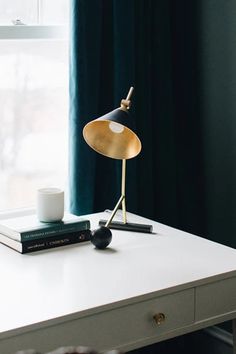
[83,110,142,160]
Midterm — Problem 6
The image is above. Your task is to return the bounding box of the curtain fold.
[69,0,236,248]
[69,0,103,214]
[69,0,177,221]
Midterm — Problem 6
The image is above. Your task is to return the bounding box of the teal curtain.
[69,0,236,248]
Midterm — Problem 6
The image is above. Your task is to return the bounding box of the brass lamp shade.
[83,108,142,160]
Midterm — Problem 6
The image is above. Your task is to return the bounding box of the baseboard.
[204,326,233,347]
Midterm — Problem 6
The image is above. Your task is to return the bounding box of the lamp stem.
[105,195,124,228]
[121,159,127,223]
[120,86,134,111]
[126,86,134,101]
[105,159,127,228]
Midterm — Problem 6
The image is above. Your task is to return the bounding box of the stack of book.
[0,211,91,254]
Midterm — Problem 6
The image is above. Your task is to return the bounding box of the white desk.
[0,211,236,353]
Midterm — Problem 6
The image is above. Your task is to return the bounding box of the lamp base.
[99,219,153,233]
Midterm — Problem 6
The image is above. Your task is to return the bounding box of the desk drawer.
[0,289,194,353]
[71,288,194,349]
[195,277,236,321]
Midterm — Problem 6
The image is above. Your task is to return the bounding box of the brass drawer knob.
[153,313,166,325]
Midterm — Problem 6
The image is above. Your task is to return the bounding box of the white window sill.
[0,25,68,40]
[0,207,35,219]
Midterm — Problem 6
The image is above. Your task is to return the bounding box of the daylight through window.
[0,0,69,210]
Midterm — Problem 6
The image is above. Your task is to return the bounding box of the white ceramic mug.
[37,188,64,222]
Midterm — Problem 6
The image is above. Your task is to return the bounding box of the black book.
[0,229,91,254]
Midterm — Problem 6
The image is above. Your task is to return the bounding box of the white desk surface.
[0,211,236,339]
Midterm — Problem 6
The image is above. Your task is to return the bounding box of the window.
[0,0,69,210]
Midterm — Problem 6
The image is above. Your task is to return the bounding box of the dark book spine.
[21,229,91,253]
[21,220,90,241]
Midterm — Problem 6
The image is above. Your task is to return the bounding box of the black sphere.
[90,226,112,249]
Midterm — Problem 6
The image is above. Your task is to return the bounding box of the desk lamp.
[83,87,152,249]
